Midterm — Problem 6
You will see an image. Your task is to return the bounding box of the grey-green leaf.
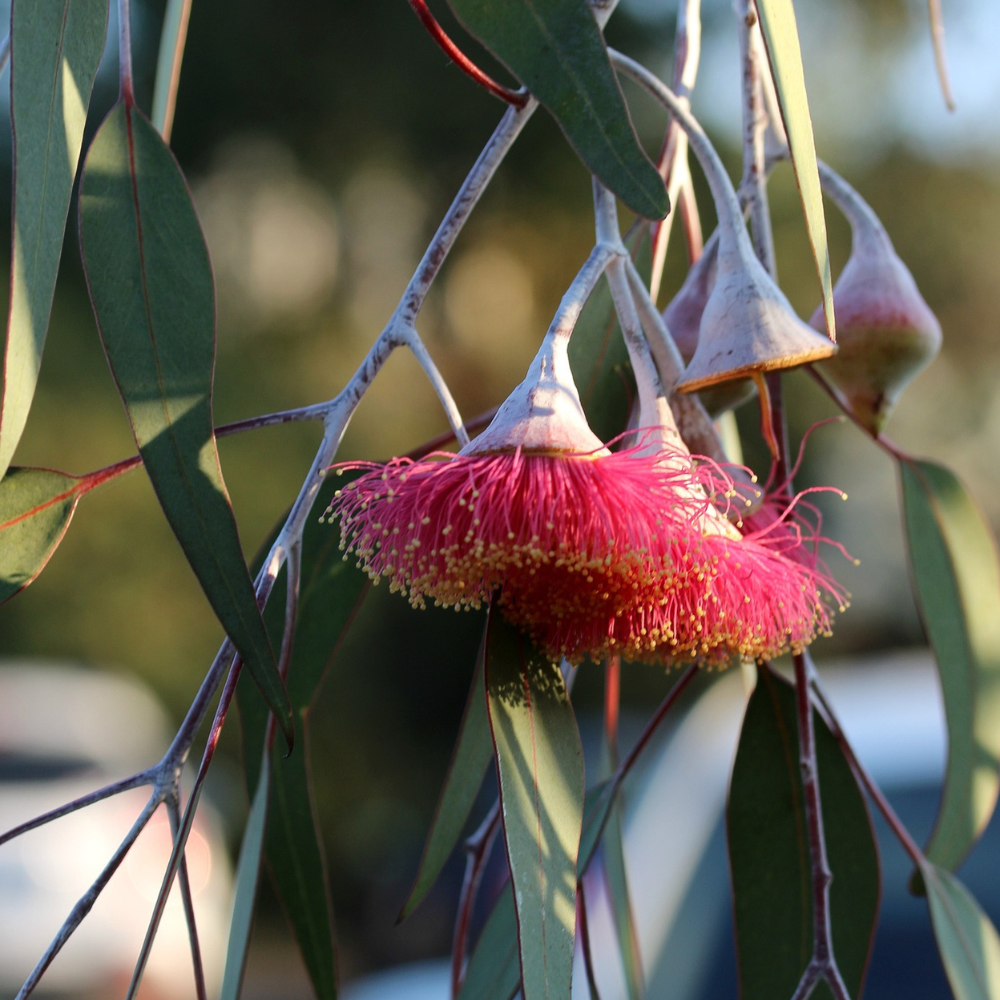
[445,0,668,220]
[401,628,494,920]
[78,99,293,747]
[727,665,880,1000]
[0,0,110,480]
[459,780,615,1000]
[900,458,1000,871]
[922,861,1000,1000]
[754,0,835,339]
[220,755,271,1000]
[485,613,584,1000]
[0,467,82,603]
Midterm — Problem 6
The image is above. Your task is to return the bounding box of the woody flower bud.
[812,164,942,433]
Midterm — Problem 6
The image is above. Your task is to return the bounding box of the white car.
[0,661,234,998]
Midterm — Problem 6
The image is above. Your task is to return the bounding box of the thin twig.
[165,794,208,1000]
[787,655,850,1000]
[0,31,10,75]
[125,654,244,1000]
[15,796,161,1000]
[648,0,703,302]
[927,0,956,111]
[0,769,153,847]
[451,800,502,998]
[406,0,528,107]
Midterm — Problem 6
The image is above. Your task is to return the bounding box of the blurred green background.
[2,0,999,987]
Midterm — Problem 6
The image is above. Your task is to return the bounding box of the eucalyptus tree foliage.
[0,2,997,1000]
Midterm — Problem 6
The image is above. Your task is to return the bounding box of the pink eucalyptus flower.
[324,335,847,665]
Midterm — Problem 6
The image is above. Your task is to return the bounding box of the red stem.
[604,656,621,769]
[118,0,134,104]
[406,0,527,108]
[451,800,502,998]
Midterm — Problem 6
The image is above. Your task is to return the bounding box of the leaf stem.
[807,660,925,867]
[118,0,134,104]
[0,31,10,75]
[151,0,194,141]
[405,0,528,107]
[578,880,603,1000]
[927,0,956,111]
[165,794,208,1000]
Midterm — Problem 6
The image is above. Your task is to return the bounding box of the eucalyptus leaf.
[727,665,880,1000]
[0,467,82,604]
[445,0,668,220]
[78,99,293,747]
[754,0,835,339]
[900,458,1000,872]
[220,756,271,1000]
[0,0,110,481]
[485,613,584,1000]
[401,627,493,920]
[922,861,1000,1000]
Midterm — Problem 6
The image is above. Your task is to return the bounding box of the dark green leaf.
[922,861,1000,1000]
[458,885,521,1000]
[485,612,585,1000]
[78,99,293,747]
[754,0,835,338]
[727,666,880,1000]
[445,0,667,220]
[401,627,493,920]
[0,0,110,480]
[220,756,271,1000]
[900,459,1000,871]
[267,730,339,1000]
[0,467,82,603]
[568,230,649,442]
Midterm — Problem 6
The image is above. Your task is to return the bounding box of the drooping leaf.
[485,612,585,1000]
[78,99,293,746]
[458,884,521,1000]
[220,755,271,1000]
[754,0,835,340]
[0,467,82,603]
[900,458,1000,872]
[237,474,370,1000]
[602,801,644,1000]
[922,861,1000,1000]
[267,730,339,1000]
[0,0,110,481]
[727,665,880,1000]
[460,781,614,1000]
[568,229,649,442]
[445,0,668,220]
[401,627,494,920]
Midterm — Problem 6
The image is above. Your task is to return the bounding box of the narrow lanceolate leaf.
[220,756,271,1000]
[401,627,494,920]
[78,99,293,746]
[460,781,615,1000]
[754,0,835,340]
[485,613,585,1000]
[267,730,339,1000]
[445,0,668,220]
[728,666,880,1000]
[900,458,1000,872]
[0,0,110,480]
[922,861,1000,1000]
[0,467,81,603]
[237,475,370,1000]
